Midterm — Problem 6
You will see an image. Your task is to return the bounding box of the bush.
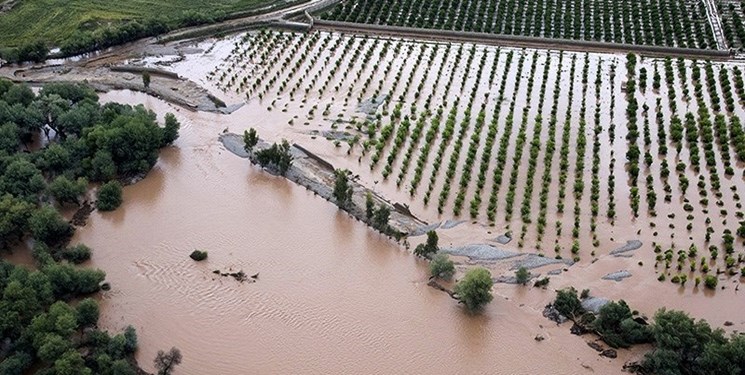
[515,267,530,285]
[593,300,652,348]
[189,250,208,261]
[96,181,123,211]
[704,275,718,289]
[413,230,438,258]
[429,253,455,280]
[554,287,584,318]
[61,244,92,264]
[533,277,550,287]
[454,268,493,312]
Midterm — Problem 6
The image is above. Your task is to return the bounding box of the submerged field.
[322,0,718,49]
[195,30,745,292]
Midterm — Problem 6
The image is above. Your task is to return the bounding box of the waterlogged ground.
[158,31,745,289]
[76,91,639,374]
[73,30,745,373]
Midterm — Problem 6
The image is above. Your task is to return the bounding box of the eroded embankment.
[3,65,240,113]
[219,132,426,237]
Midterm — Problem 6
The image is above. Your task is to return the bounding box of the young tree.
[142,72,151,89]
[333,169,353,208]
[154,347,182,375]
[243,128,258,152]
[454,267,493,312]
[429,253,455,280]
[372,204,390,232]
[161,113,180,146]
[515,267,530,285]
[365,191,375,219]
[96,181,123,211]
[414,230,439,258]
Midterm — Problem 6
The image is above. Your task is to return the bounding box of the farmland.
[207,29,745,290]
[322,0,718,49]
[0,0,283,48]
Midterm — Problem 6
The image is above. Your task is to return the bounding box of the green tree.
[554,287,584,319]
[39,82,98,104]
[76,298,99,327]
[0,122,20,155]
[643,309,725,374]
[515,267,530,285]
[142,72,151,89]
[49,176,87,206]
[3,83,36,106]
[365,192,375,219]
[333,169,353,208]
[89,150,117,182]
[704,275,718,289]
[96,181,123,211]
[29,205,73,246]
[429,253,455,280]
[593,300,651,348]
[254,140,293,175]
[414,230,439,258]
[372,204,390,232]
[61,244,91,264]
[0,158,46,200]
[243,128,258,152]
[154,347,182,375]
[54,349,92,375]
[161,113,180,146]
[454,267,493,312]
[37,143,73,175]
[0,194,34,249]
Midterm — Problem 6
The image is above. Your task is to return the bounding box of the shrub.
[189,250,208,261]
[429,253,455,280]
[704,275,718,289]
[515,267,530,285]
[61,244,92,264]
[96,181,123,211]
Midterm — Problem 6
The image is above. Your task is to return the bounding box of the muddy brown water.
[67,90,641,374]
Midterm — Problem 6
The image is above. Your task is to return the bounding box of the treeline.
[1,10,227,63]
[0,79,179,374]
[552,288,745,374]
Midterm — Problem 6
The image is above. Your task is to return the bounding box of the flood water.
[71,91,633,374]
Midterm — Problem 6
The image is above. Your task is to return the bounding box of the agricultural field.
[720,0,745,50]
[0,0,283,47]
[206,29,745,291]
[322,0,718,49]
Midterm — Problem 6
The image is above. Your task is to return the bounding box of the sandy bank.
[219,132,427,237]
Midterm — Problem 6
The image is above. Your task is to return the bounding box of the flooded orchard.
[58,29,745,374]
[73,91,632,374]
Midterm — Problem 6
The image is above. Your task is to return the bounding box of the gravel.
[410,222,441,237]
[602,270,633,282]
[440,244,521,261]
[581,297,610,314]
[511,255,573,270]
[609,240,643,257]
[493,234,512,244]
[441,219,466,230]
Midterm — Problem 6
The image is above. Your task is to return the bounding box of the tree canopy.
[454,267,493,312]
[0,79,176,374]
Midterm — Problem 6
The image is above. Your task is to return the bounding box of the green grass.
[0,0,277,47]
